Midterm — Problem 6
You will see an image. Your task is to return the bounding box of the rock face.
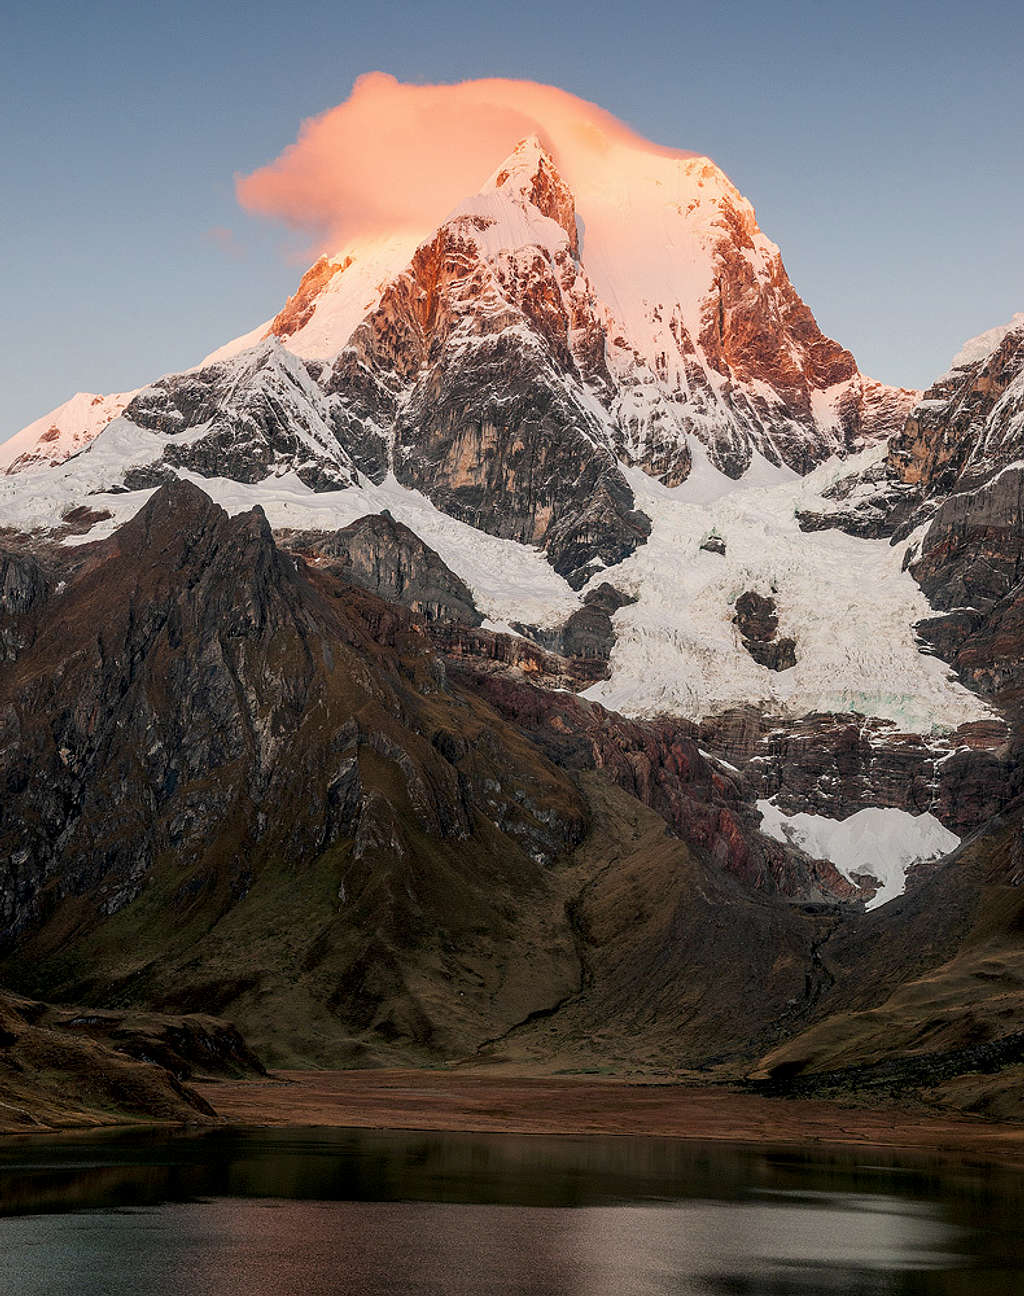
[431,622,610,691]
[265,255,353,342]
[323,148,654,586]
[511,584,635,669]
[0,482,585,951]
[454,666,859,903]
[0,549,48,661]
[889,317,1024,499]
[282,512,482,626]
[801,317,1024,547]
[121,341,358,492]
[902,321,1024,706]
[742,714,1011,839]
[733,591,797,671]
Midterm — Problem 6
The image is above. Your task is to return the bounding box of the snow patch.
[17,461,580,631]
[756,800,961,909]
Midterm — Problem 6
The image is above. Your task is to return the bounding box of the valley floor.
[193,1068,1024,1168]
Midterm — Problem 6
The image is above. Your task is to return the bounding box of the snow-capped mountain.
[2,138,916,592]
[3,133,1015,914]
[3,138,913,513]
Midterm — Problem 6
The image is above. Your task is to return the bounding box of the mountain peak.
[485,135,579,257]
[948,312,1024,374]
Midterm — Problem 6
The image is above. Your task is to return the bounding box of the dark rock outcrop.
[582,582,636,613]
[511,607,617,671]
[282,512,482,626]
[754,716,1012,838]
[0,549,48,661]
[431,622,609,690]
[696,706,1013,841]
[733,590,797,671]
[500,585,636,681]
[700,530,727,556]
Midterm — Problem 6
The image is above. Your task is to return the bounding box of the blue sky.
[2,0,1021,438]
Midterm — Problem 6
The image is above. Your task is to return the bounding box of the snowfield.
[0,453,579,632]
[579,444,990,732]
[0,429,988,736]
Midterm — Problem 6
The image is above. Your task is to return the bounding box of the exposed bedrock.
[733,590,797,672]
[0,480,587,954]
[280,511,483,627]
[123,342,357,492]
[697,707,1013,837]
[453,667,860,903]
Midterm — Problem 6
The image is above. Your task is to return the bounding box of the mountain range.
[2,131,1022,1129]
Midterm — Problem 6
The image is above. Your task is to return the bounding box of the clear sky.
[2,0,1021,440]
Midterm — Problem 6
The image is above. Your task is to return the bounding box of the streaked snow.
[756,799,961,908]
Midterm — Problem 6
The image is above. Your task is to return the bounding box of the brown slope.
[475,775,832,1074]
[0,989,265,1133]
[749,797,1024,1116]
[0,481,591,1064]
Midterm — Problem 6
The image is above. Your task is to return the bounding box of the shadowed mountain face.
[2,479,1019,1116]
[0,482,599,1060]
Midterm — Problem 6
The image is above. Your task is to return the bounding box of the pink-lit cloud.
[236,72,697,251]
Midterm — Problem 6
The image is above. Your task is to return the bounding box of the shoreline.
[190,1069,1024,1169]
[5,1069,1024,1171]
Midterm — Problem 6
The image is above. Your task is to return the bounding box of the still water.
[0,1125,1021,1294]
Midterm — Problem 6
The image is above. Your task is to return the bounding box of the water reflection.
[0,1126,1021,1295]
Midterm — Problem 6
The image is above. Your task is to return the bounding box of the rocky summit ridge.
[3,137,912,513]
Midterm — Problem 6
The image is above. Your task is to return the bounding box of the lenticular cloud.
[237,72,695,249]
